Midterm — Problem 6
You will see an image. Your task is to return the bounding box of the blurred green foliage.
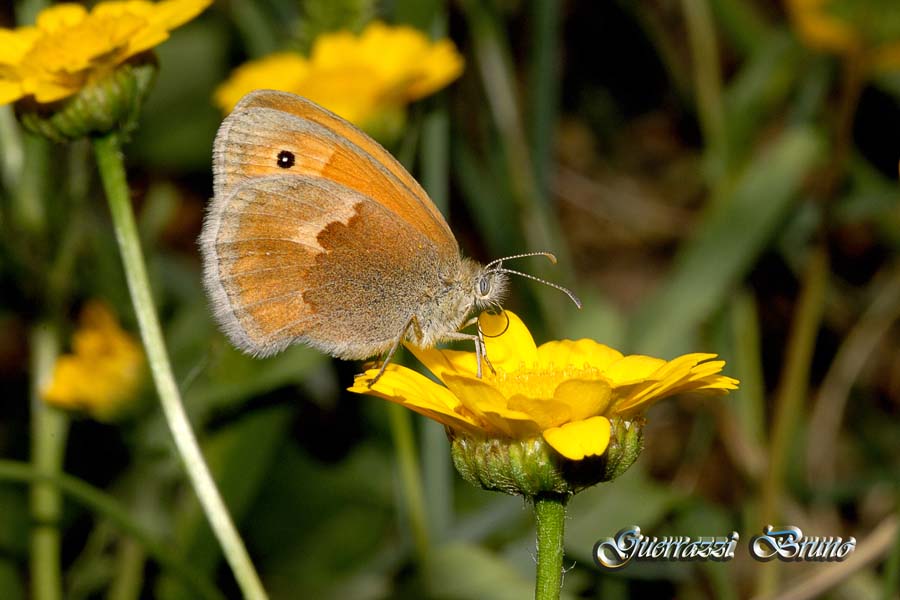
[1,0,900,598]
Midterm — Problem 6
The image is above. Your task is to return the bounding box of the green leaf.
[628,126,825,357]
[430,542,564,600]
[565,466,682,564]
[156,406,293,600]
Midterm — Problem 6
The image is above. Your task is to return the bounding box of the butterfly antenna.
[495,268,583,309]
[485,251,557,271]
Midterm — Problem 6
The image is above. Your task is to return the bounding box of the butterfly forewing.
[213,89,457,260]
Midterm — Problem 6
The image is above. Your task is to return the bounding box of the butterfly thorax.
[408,257,508,348]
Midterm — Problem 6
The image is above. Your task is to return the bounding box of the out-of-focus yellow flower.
[787,0,900,72]
[43,301,145,421]
[0,0,211,105]
[214,21,464,128]
[349,311,738,462]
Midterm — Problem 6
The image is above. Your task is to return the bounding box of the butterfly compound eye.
[478,276,491,297]
[276,150,295,169]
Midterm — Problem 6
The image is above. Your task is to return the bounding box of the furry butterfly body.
[201,90,508,368]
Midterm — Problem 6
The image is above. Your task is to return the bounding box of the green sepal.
[449,417,645,498]
[16,55,158,142]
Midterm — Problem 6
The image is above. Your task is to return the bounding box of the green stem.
[387,404,431,569]
[0,105,24,190]
[461,0,572,328]
[14,133,50,238]
[757,247,828,596]
[29,322,67,600]
[708,0,770,57]
[419,6,454,541]
[0,459,222,600]
[528,0,560,202]
[681,0,726,177]
[108,537,145,600]
[92,133,267,600]
[533,493,567,600]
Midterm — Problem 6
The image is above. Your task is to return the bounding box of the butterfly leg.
[443,329,494,379]
[369,316,420,387]
[459,316,496,377]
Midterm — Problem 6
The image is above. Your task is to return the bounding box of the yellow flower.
[214,21,464,127]
[43,301,145,420]
[349,311,738,462]
[0,0,211,105]
[787,0,900,72]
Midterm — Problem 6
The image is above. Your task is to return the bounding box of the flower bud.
[17,55,158,142]
[448,417,645,497]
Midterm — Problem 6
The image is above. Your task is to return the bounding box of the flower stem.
[533,493,567,600]
[0,459,222,600]
[386,403,431,568]
[92,132,267,600]
[29,321,67,600]
[757,246,828,597]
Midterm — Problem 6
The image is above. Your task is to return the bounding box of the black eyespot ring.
[276,150,295,169]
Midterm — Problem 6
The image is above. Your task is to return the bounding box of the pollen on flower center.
[486,362,602,398]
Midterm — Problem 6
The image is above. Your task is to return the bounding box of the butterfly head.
[472,265,509,311]
[480,252,583,311]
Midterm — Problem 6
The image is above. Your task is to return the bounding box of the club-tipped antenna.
[485,251,557,271]
[495,267,583,309]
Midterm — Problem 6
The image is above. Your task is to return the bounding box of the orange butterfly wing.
[202,90,460,359]
[212,89,457,256]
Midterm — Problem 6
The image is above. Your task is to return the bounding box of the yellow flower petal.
[213,52,310,113]
[407,39,464,99]
[543,417,611,460]
[42,301,145,420]
[349,310,737,467]
[615,354,733,414]
[214,21,463,129]
[442,374,540,437]
[406,345,480,381]
[36,4,88,32]
[507,394,571,429]
[603,354,666,386]
[0,28,40,65]
[479,311,537,372]
[536,338,623,371]
[552,379,612,422]
[1,0,211,106]
[349,365,481,434]
[0,82,24,104]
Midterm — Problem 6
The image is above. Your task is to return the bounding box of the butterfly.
[200,89,578,382]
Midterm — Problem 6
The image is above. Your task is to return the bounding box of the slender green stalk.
[708,0,770,57]
[681,0,726,176]
[226,0,278,58]
[533,493,567,600]
[387,403,431,568]
[0,105,24,190]
[29,322,67,600]
[527,0,560,202]
[421,106,449,215]
[14,134,50,238]
[757,247,828,596]
[92,132,267,600]
[418,6,454,541]
[15,0,50,26]
[0,459,222,600]
[460,0,572,329]
[420,113,453,536]
[108,538,145,600]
